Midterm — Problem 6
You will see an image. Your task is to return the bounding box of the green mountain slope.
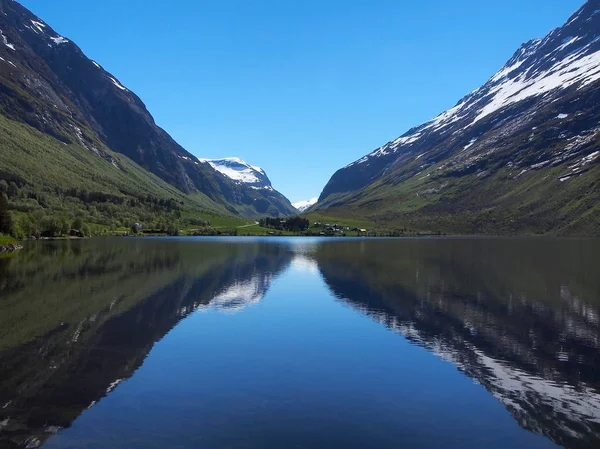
[0,0,294,228]
[0,112,233,233]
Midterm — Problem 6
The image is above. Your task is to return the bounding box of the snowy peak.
[293,198,317,212]
[199,157,273,190]
[196,156,297,216]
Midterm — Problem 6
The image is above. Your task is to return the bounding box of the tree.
[40,216,61,237]
[60,218,70,236]
[0,194,13,235]
[7,182,18,199]
[130,223,142,234]
[19,216,39,238]
[72,218,83,231]
[166,221,179,236]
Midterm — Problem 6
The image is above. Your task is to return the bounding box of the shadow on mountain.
[313,238,600,449]
[0,238,292,448]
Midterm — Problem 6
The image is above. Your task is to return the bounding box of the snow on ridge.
[292,198,318,212]
[24,19,68,46]
[108,76,128,91]
[463,137,478,152]
[50,36,68,45]
[177,154,200,165]
[471,41,600,125]
[30,20,46,34]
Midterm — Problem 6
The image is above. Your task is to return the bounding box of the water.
[0,237,599,449]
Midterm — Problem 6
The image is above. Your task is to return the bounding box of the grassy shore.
[0,235,17,245]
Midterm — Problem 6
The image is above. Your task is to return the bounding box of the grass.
[0,235,17,245]
[313,159,600,236]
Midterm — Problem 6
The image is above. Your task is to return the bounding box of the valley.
[0,0,599,238]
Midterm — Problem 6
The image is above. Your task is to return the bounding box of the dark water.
[0,238,599,449]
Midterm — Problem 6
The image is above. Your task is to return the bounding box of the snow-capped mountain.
[197,157,297,216]
[318,0,600,235]
[199,157,272,190]
[292,198,318,212]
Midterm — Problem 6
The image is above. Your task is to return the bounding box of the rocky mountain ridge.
[317,0,600,235]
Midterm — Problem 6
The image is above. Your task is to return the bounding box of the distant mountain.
[292,198,318,212]
[200,157,296,217]
[0,0,292,220]
[201,158,271,188]
[317,0,600,236]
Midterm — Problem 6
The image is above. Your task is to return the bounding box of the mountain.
[200,158,297,217]
[292,197,318,212]
[317,0,600,236]
[0,0,292,225]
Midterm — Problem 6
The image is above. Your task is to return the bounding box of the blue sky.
[20,0,583,202]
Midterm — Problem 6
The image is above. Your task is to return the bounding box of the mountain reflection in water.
[0,237,598,449]
[315,239,600,449]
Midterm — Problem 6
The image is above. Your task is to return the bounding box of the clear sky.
[20,0,584,202]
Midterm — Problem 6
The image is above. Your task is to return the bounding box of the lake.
[0,237,599,449]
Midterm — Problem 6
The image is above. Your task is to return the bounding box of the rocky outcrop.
[0,243,22,252]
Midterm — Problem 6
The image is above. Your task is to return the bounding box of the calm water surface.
[0,237,599,449]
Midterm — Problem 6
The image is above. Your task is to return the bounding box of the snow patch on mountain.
[108,76,127,91]
[23,19,68,47]
[293,198,318,212]
[30,20,46,34]
[0,29,15,50]
[199,157,271,187]
[472,41,600,125]
[50,35,68,46]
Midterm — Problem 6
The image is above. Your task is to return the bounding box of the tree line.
[259,216,310,232]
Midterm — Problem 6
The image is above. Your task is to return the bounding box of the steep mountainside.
[200,158,296,217]
[317,0,600,236]
[0,0,290,219]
